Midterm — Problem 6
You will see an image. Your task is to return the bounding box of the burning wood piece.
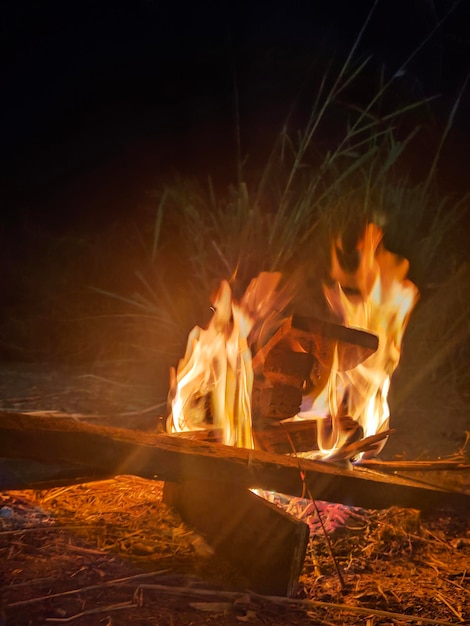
[250,314,378,457]
[251,382,304,422]
[168,272,292,448]
[252,314,379,375]
[163,478,309,597]
[253,416,363,455]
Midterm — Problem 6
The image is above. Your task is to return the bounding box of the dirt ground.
[0,361,469,625]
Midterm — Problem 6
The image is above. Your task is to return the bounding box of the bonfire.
[168,222,419,462]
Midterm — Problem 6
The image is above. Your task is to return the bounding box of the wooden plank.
[0,457,108,490]
[163,479,309,597]
[359,459,470,472]
[263,348,314,387]
[0,411,469,513]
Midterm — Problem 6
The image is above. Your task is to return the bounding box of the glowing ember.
[168,223,418,459]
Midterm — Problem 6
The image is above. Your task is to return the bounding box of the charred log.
[253,416,363,455]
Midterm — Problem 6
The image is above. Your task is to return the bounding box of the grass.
[1,6,468,423]
[97,68,467,350]
[84,14,469,420]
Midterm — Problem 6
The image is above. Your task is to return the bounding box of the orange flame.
[169,272,286,447]
[168,224,418,459]
[300,223,418,457]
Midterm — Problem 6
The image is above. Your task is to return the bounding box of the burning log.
[163,478,309,596]
[250,314,379,454]
[252,314,379,375]
[360,459,470,471]
[253,416,363,455]
[0,411,469,514]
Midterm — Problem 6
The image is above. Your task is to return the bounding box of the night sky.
[2,0,470,233]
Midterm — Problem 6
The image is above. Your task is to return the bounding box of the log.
[263,348,314,387]
[251,383,303,422]
[253,416,363,454]
[0,410,469,513]
[163,479,309,597]
[251,315,379,422]
[252,315,378,374]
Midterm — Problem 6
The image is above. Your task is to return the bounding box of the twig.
[130,583,462,625]
[446,577,470,597]
[325,430,393,463]
[6,570,168,608]
[307,493,346,590]
[65,544,109,557]
[0,525,91,537]
[7,577,55,589]
[435,591,464,622]
[285,430,346,591]
[290,597,461,626]
[45,601,136,622]
[359,459,470,472]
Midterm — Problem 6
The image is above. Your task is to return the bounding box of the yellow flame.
[169,224,418,459]
[169,272,286,448]
[300,224,419,458]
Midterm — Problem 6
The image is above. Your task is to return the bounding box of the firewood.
[263,346,314,387]
[0,410,468,513]
[358,459,470,471]
[252,314,378,374]
[250,315,379,423]
[251,383,303,422]
[163,478,309,596]
[253,416,363,455]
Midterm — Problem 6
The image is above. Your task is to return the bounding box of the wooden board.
[163,479,309,596]
[0,411,469,514]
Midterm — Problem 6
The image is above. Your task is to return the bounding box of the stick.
[359,459,470,471]
[133,583,461,626]
[1,411,469,513]
[6,570,169,609]
[45,602,136,623]
[132,583,462,626]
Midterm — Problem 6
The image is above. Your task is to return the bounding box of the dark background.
[2,0,469,233]
[1,0,470,364]
[0,1,469,460]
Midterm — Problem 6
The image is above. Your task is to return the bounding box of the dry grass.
[1,476,469,625]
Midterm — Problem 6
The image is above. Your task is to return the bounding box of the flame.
[299,223,419,458]
[168,223,418,460]
[169,272,286,448]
